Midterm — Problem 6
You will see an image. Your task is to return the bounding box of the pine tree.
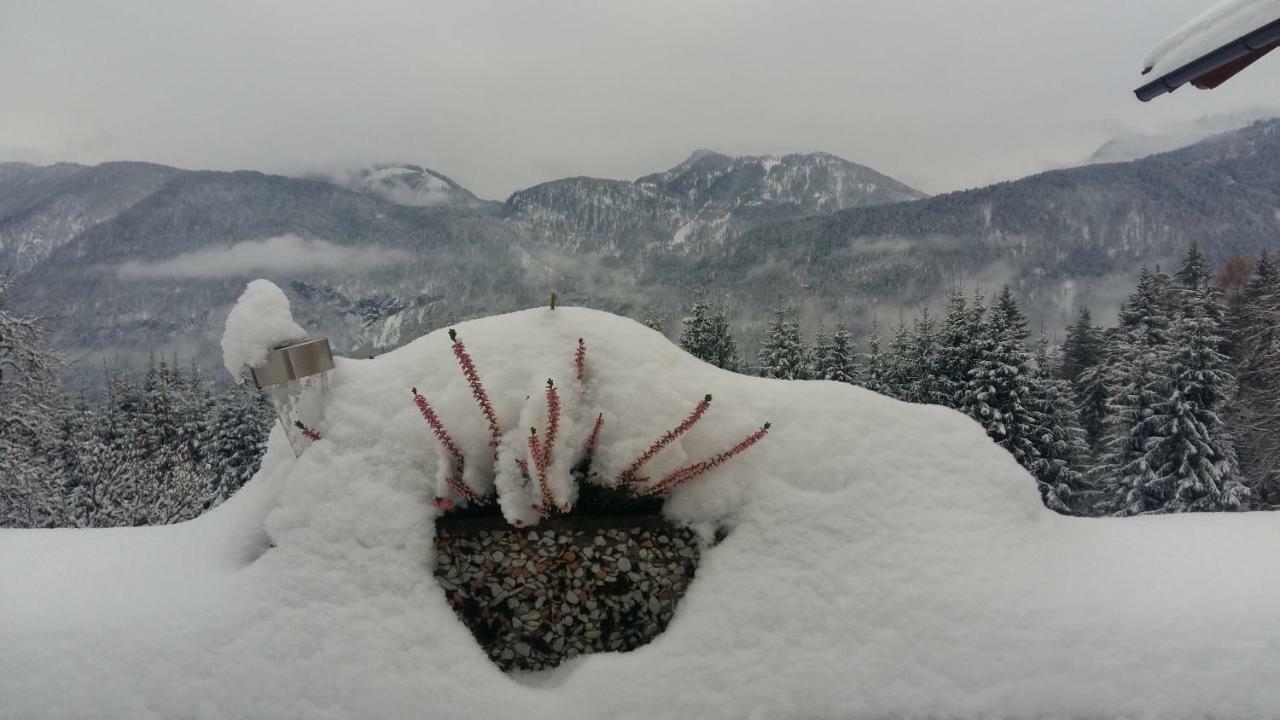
[176,360,213,468]
[812,323,857,383]
[1173,242,1211,291]
[1099,341,1170,515]
[1061,307,1103,384]
[858,321,891,394]
[1119,268,1174,347]
[1031,337,1091,512]
[706,303,743,373]
[906,308,940,404]
[0,278,65,528]
[1094,258,1245,515]
[933,289,983,410]
[1228,251,1280,503]
[884,317,915,400]
[961,288,1082,511]
[757,300,811,380]
[1144,288,1246,511]
[210,381,275,502]
[640,303,665,334]
[1062,307,1107,453]
[1096,272,1174,514]
[808,325,831,380]
[679,288,741,371]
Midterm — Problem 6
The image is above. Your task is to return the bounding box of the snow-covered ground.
[5,299,1280,719]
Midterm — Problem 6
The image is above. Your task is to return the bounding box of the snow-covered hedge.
[7,302,1280,719]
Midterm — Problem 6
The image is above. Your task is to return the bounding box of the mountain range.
[3,121,1279,389]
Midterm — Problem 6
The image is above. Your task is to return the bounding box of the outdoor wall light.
[251,337,335,456]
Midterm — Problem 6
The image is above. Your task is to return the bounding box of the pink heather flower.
[528,429,554,510]
[619,394,713,484]
[412,387,481,505]
[543,379,561,469]
[642,423,771,497]
[575,338,587,386]
[449,329,502,449]
[584,413,604,457]
[293,420,322,442]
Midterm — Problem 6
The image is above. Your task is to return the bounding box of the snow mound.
[220,279,307,379]
[6,307,1280,719]
[1144,0,1280,77]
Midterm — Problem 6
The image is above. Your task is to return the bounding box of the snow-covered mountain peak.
[331,163,486,208]
[638,150,926,212]
[504,150,924,256]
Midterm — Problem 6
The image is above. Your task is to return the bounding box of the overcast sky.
[3,0,1278,200]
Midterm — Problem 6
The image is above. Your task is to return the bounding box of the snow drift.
[5,303,1280,720]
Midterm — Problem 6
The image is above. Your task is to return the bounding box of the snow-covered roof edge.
[1137,0,1280,101]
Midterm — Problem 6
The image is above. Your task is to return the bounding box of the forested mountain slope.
[5,122,1279,387]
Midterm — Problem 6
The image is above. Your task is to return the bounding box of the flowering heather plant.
[584,413,604,458]
[639,424,771,497]
[543,379,561,469]
[293,420,322,442]
[527,428,553,509]
[575,338,588,386]
[618,394,713,485]
[449,329,503,451]
[415,333,768,524]
[412,387,483,506]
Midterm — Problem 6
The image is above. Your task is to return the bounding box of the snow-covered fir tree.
[932,289,984,410]
[858,321,891,394]
[1119,267,1175,347]
[1173,243,1211,295]
[1096,253,1246,515]
[884,318,915,400]
[1144,287,1246,511]
[679,288,742,372]
[811,323,857,383]
[809,325,831,379]
[905,308,940,404]
[0,278,66,528]
[1031,336,1092,512]
[962,288,1079,512]
[210,381,275,503]
[1228,251,1280,504]
[5,346,275,528]
[1061,306,1107,454]
[757,300,810,380]
[1096,268,1177,514]
[1098,341,1169,515]
[640,303,665,334]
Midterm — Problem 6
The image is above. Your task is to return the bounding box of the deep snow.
[6,300,1280,720]
[221,278,307,378]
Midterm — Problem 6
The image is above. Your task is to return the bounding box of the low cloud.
[116,234,412,280]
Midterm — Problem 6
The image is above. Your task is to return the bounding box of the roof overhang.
[1137,16,1280,101]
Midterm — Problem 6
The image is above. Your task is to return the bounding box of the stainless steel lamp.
[251,338,335,456]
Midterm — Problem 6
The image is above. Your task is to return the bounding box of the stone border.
[434,515,699,672]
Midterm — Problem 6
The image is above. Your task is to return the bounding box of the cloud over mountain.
[116,234,412,280]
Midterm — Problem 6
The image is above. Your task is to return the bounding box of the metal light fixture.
[251,337,335,456]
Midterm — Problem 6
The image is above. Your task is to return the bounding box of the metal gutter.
[1136,16,1280,101]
